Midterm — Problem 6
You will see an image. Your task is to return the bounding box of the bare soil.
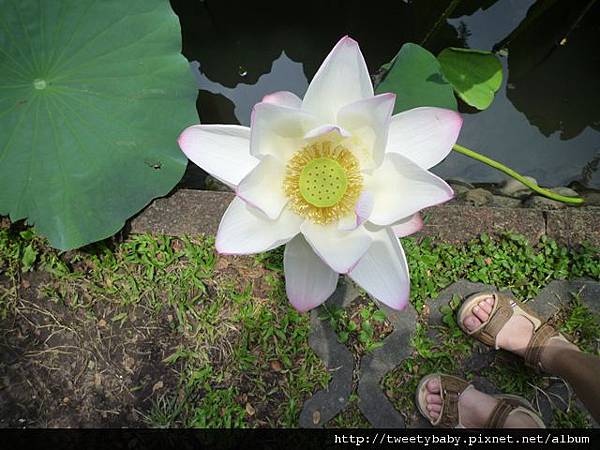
[0,271,184,427]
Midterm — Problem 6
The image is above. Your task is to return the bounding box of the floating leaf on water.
[376,43,457,113]
[437,47,503,110]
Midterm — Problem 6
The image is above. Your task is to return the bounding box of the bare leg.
[463,295,600,423]
[540,342,600,422]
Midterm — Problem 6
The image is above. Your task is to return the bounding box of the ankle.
[459,387,498,428]
[504,411,540,428]
[495,315,534,355]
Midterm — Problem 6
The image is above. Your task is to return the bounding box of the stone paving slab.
[129,189,600,246]
[299,281,355,428]
[357,302,417,428]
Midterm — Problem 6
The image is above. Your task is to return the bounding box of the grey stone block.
[298,280,359,428]
[357,301,418,428]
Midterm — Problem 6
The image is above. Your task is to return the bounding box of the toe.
[472,305,489,322]
[479,298,493,314]
[427,404,442,413]
[427,378,440,393]
[427,394,442,405]
[463,314,481,331]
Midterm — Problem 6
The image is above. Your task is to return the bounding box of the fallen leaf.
[123,356,135,374]
[245,403,255,416]
[312,410,321,425]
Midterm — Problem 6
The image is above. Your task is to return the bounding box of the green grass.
[1,224,598,428]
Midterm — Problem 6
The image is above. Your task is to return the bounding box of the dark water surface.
[172,0,600,189]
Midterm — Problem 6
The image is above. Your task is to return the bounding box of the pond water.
[172,0,600,190]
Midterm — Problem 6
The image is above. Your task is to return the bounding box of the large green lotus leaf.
[438,47,503,110]
[0,0,198,249]
[376,43,457,113]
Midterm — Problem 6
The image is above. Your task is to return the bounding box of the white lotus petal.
[349,226,410,310]
[262,91,303,109]
[337,191,374,231]
[250,102,320,162]
[301,221,372,274]
[337,214,357,232]
[355,191,375,223]
[367,153,454,226]
[178,125,258,188]
[304,124,351,140]
[236,155,288,219]
[337,93,396,168]
[284,235,339,312]
[215,198,302,255]
[391,213,424,237]
[302,36,373,123]
[386,107,463,169]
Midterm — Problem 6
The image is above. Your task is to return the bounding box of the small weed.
[319,299,390,353]
[552,407,592,428]
[559,293,600,355]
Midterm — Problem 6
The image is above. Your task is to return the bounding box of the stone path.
[299,278,600,428]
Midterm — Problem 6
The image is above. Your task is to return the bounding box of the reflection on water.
[447,0,534,50]
[172,0,600,189]
[191,52,308,126]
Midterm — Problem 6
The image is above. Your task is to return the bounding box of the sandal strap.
[484,399,515,428]
[524,323,558,369]
[438,375,470,427]
[471,293,514,347]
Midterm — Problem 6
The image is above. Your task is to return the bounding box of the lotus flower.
[178,36,462,312]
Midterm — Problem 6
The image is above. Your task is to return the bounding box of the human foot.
[422,377,542,428]
[461,294,579,367]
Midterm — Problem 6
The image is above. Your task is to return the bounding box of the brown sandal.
[416,373,545,428]
[457,291,570,370]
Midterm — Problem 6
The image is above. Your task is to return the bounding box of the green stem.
[452,144,584,205]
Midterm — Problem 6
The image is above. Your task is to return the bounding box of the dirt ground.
[0,270,184,427]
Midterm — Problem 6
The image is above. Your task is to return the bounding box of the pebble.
[499,176,538,198]
[464,188,493,206]
[491,195,521,208]
[445,177,475,190]
[549,186,579,198]
[524,195,566,210]
[583,192,600,207]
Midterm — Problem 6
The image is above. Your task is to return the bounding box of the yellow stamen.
[283,140,362,224]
